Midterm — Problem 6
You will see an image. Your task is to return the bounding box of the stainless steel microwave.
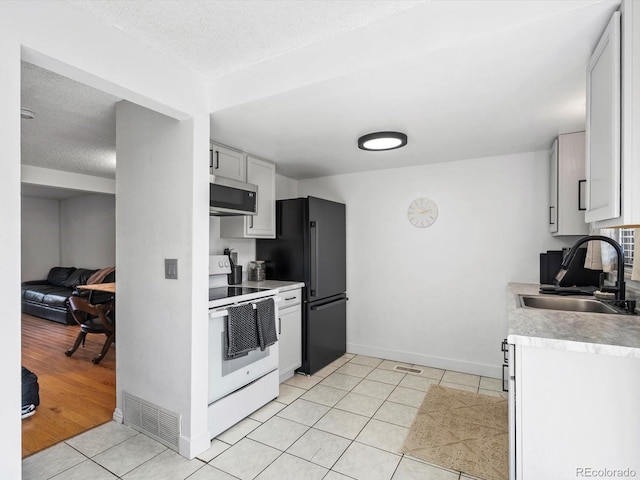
[210,175,258,216]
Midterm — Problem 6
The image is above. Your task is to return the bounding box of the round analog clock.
[407,197,438,228]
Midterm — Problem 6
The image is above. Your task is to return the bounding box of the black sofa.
[22,267,115,325]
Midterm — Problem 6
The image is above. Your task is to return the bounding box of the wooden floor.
[21,314,116,458]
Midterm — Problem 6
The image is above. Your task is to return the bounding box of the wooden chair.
[65,296,115,364]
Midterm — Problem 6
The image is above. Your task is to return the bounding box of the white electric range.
[207,255,280,439]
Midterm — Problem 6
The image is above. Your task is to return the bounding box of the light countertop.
[239,280,305,293]
[507,283,640,358]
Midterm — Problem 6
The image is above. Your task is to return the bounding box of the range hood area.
[209,175,258,216]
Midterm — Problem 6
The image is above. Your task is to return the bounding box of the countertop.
[507,282,640,358]
[239,280,305,293]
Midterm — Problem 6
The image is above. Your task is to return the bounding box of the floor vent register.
[394,365,424,375]
[123,391,181,451]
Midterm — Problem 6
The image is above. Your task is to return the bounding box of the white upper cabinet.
[617,0,640,227]
[549,139,558,233]
[587,2,640,228]
[549,132,589,236]
[219,155,276,239]
[210,142,246,182]
[245,156,276,238]
[585,11,621,224]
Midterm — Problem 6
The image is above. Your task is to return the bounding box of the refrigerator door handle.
[310,220,318,297]
[310,297,347,311]
[277,201,283,237]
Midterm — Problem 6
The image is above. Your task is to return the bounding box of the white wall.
[21,196,60,281]
[299,151,575,377]
[1,1,211,469]
[60,194,115,269]
[0,29,22,477]
[22,165,116,194]
[275,173,299,200]
[116,101,210,457]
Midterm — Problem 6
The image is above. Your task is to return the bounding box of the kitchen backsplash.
[209,216,256,279]
[626,280,640,302]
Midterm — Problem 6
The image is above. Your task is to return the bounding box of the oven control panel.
[209,254,232,275]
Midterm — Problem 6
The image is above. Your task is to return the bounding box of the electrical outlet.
[165,259,178,279]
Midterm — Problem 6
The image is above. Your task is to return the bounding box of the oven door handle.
[209,296,281,318]
[209,309,230,319]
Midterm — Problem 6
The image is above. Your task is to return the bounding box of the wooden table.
[76,283,116,302]
[77,282,116,294]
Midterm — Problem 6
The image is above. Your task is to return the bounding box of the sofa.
[21,266,115,325]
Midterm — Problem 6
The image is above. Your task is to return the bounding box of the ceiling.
[21,61,119,179]
[66,0,423,80]
[21,0,621,186]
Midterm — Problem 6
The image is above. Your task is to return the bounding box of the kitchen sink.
[518,295,620,314]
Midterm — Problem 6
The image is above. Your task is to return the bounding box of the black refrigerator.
[256,196,347,375]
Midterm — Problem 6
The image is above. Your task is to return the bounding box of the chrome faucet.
[554,235,626,300]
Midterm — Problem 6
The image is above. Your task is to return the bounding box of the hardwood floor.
[21,314,116,458]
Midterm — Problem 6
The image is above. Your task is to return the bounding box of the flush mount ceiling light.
[20,107,35,120]
[358,131,407,151]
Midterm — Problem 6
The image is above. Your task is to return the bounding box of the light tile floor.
[23,354,507,480]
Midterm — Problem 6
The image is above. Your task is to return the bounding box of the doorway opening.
[20,60,118,458]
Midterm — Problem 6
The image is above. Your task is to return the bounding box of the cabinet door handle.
[549,206,555,225]
[214,150,220,169]
[249,215,254,229]
[501,339,509,364]
[284,296,296,301]
[278,317,281,335]
[578,179,586,211]
[209,149,213,172]
[277,201,283,237]
[502,364,509,392]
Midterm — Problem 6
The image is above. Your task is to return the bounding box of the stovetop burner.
[208,286,265,302]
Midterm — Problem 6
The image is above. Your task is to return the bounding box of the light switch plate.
[165,259,178,279]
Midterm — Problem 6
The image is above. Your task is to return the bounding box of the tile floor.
[22,354,507,480]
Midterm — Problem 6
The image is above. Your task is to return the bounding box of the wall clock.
[407,197,438,228]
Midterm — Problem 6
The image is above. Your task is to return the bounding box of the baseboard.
[347,342,502,379]
[180,430,211,460]
[113,408,123,424]
[115,407,209,460]
[279,367,296,383]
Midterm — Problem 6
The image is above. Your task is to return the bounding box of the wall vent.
[394,365,423,375]
[123,391,180,451]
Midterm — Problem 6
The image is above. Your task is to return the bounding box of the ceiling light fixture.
[21,107,35,120]
[358,131,407,151]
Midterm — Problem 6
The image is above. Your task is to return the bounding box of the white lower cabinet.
[278,289,302,383]
[512,344,640,478]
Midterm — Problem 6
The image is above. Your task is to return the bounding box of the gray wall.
[21,193,115,281]
[299,150,576,377]
[60,194,115,269]
[21,196,60,281]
